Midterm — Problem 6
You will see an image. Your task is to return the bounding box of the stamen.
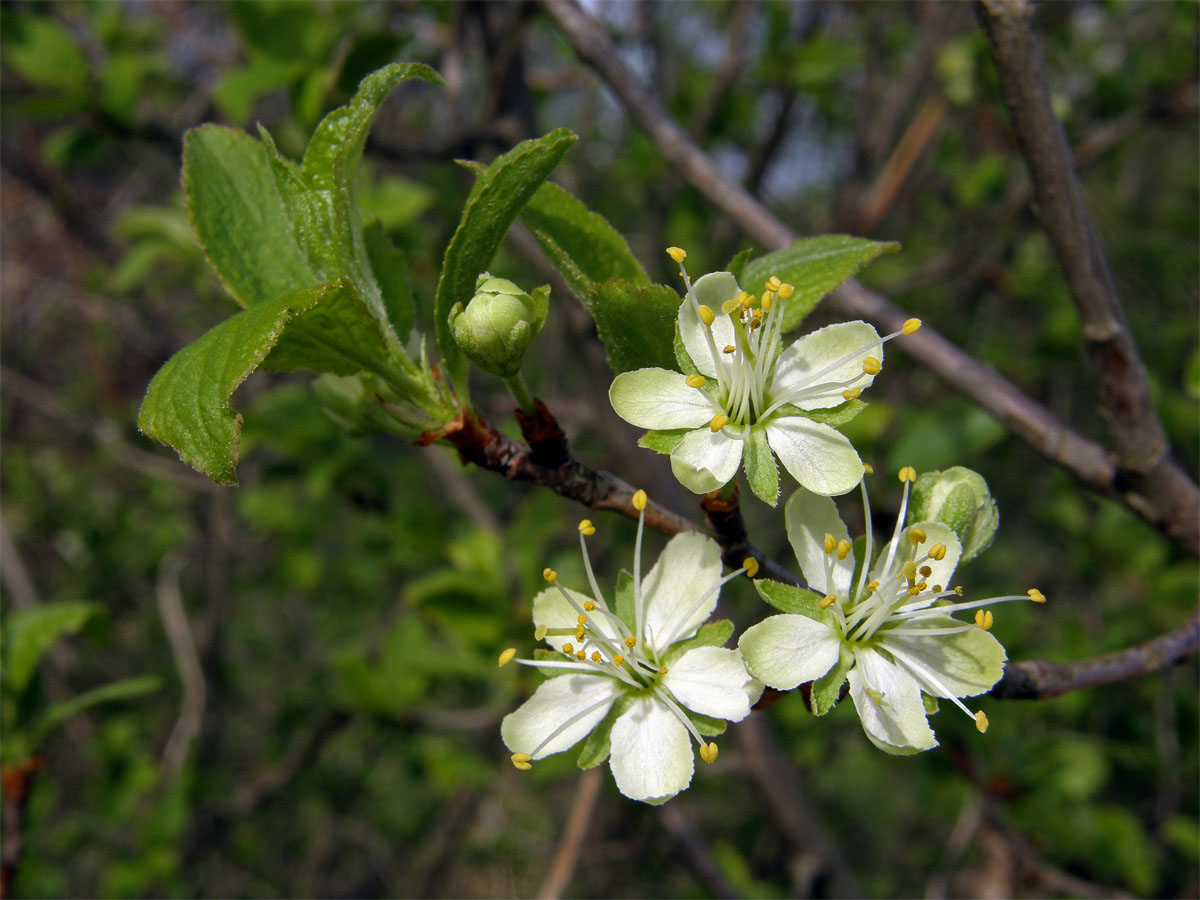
[975,609,994,630]
[908,527,927,545]
[902,318,922,335]
[699,742,719,763]
[722,344,736,354]
[543,568,557,583]
[975,711,989,733]
[666,247,687,264]
[863,462,874,474]
[577,614,588,625]
[862,357,881,375]
[562,643,574,654]
[511,753,532,770]
[697,305,715,327]
[842,388,862,400]
[824,533,837,554]
[1028,588,1046,603]
[685,374,707,389]
[578,519,596,536]
[898,466,917,483]
[612,654,624,666]
[710,413,729,432]
[534,624,548,640]
[624,636,637,648]
[766,275,782,291]
[584,601,596,611]
[836,539,852,560]
[929,544,947,560]
[721,298,740,315]
[591,651,602,662]
[498,648,517,666]
[777,283,794,299]
[820,594,837,609]
[743,557,759,578]
[919,565,932,577]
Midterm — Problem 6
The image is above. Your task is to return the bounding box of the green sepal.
[662,620,735,667]
[685,709,728,738]
[587,280,680,374]
[532,647,576,678]
[743,425,779,506]
[638,429,690,454]
[673,323,701,377]
[753,579,834,626]
[615,569,635,633]
[742,235,900,332]
[809,643,853,716]
[922,693,940,716]
[576,693,634,769]
[725,247,754,283]
[772,398,867,427]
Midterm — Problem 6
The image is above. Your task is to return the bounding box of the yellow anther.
[777,283,794,299]
[916,581,927,592]
[534,624,548,641]
[577,614,588,625]
[766,275,782,291]
[842,388,862,400]
[932,584,943,593]
[591,651,602,662]
[898,466,917,483]
[511,753,533,770]
[667,246,687,264]
[738,291,754,309]
[498,648,517,667]
[584,600,596,612]
[612,654,624,667]
[820,594,837,609]
[901,560,918,581]
[902,317,922,335]
[624,636,637,649]
[632,489,648,511]
[867,580,880,592]
[685,374,707,389]
[863,462,874,475]
[908,586,921,596]
[1028,588,1046,603]
[723,344,736,354]
[929,543,947,561]
[824,533,837,554]
[575,628,585,641]
[743,557,759,578]
[657,665,669,674]
[836,539,852,560]
[954,585,964,596]
[761,293,774,313]
[710,413,729,432]
[562,643,574,654]
[578,519,596,536]
[975,711,989,733]
[975,609,994,630]
[862,356,882,375]
[751,309,763,325]
[697,305,715,326]
[908,527,927,545]
[700,742,719,763]
[721,298,741,315]
[576,651,586,660]
[919,565,933,578]
[543,568,557,583]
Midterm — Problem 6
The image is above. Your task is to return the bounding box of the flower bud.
[448,274,549,377]
[908,466,999,563]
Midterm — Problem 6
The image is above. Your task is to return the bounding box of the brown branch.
[701,486,800,587]
[977,0,1199,554]
[991,608,1199,699]
[855,96,947,234]
[539,0,1198,556]
[658,802,739,900]
[536,767,602,900]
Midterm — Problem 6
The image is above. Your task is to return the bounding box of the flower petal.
[765,417,863,496]
[738,614,842,690]
[641,532,723,654]
[847,646,937,754]
[501,674,620,759]
[609,368,715,429]
[679,289,735,380]
[869,521,961,596]
[784,487,855,597]
[670,428,743,494]
[533,585,599,652]
[772,321,883,410]
[609,694,694,803]
[884,614,1007,698]
[663,646,759,721]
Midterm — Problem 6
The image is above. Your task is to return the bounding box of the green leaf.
[725,247,754,283]
[674,323,701,376]
[685,709,728,737]
[3,603,98,695]
[183,124,318,308]
[637,429,690,454]
[753,579,833,624]
[809,643,853,715]
[798,399,867,427]
[138,280,386,485]
[742,235,900,331]
[1,14,89,96]
[587,281,680,374]
[743,426,779,506]
[519,180,648,300]
[363,220,415,339]
[30,676,160,749]
[576,694,633,769]
[436,129,578,396]
[663,620,735,666]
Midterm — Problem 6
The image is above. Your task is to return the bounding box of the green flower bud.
[448,274,549,377]
[909,466,999,563]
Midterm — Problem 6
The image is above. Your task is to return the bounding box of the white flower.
[500,491,762,804]
[609,248,921,504]
[738,468,1045,754]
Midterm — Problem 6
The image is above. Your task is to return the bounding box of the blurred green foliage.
[2,1,1196,898]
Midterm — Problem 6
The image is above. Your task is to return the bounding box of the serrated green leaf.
[663,620,735,667]
[743,426,779,506]
[3,603,98,695]
[637,429,690,454]
[588,281,680,374]
[520,180,648,300]
[809,643,852,715]
[685,709,728,737]
[742,235,899,331]
[183,124,318,308]
[725,247,754,283]
[261,280,392,375]
[436,129,578,396]
[753,579,833,623]
[363,220,414,338]
[576,694,633,769]
[30,676,160,748]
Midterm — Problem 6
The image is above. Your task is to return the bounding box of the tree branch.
[538,0,1198,556]
[977,0,1199,556]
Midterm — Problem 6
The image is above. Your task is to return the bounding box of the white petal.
[765,417,863,496]
[784,487,855,597]
[884,615,1007,698]
[670,428,743,494]
[609,368,714,429]
[663,646,757,721]
[847,647,937,754]
[501,674,620,759]
[679,290,735,380]
[737,615,842,690]
[869,521,961,596]
[532,585,597,652]
[641,532,723,654]
[772,321,883,410]
[609,695,694,803]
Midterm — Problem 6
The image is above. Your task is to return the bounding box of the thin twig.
[658,802,739,900]
[156,553,207,779]
[855,96,947,233]
[977,0,1199,554]
[536,767,602,900]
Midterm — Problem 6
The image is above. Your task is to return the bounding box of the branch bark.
[977,0,1199,556]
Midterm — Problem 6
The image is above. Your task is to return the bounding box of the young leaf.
[435,129,578,396]
[725,247,754,283]
[588,281,680,374]
[3,603,98,695]
[637,429,690,454]
[743,425,779,506]
[363,220,414,338]
[809,643,852,716]
[183,124,317,307]
[741,235,900,332]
